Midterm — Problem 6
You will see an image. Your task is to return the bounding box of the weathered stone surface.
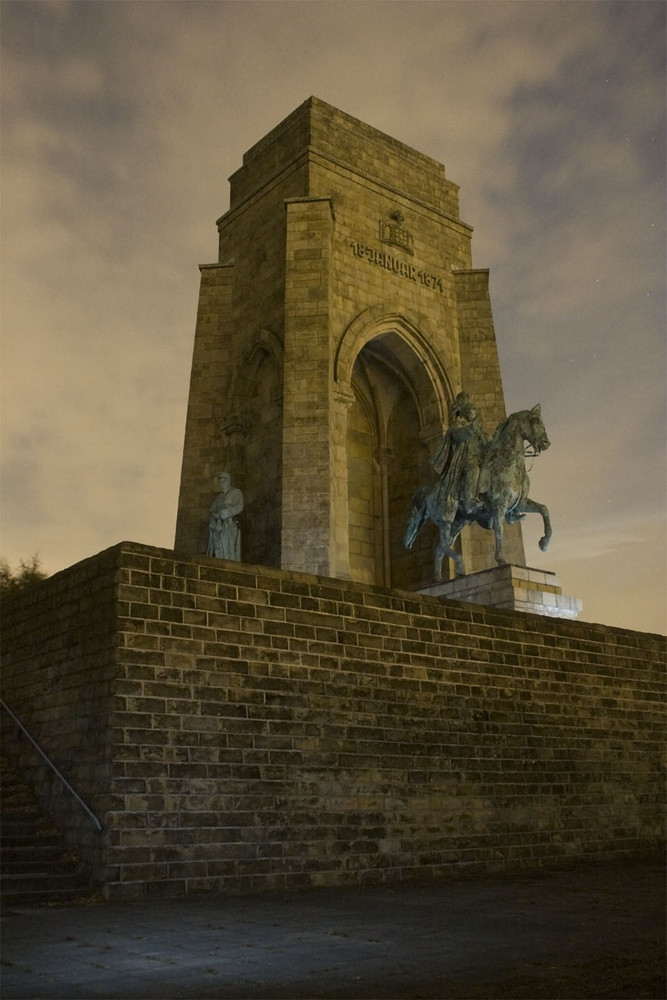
[2,541,663,900]
[420,564,583,618]
[175,97,525,589]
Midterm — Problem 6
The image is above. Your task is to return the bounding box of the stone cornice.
[217,146,473,236]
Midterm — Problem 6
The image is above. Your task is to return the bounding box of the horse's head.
[524,404,550,455]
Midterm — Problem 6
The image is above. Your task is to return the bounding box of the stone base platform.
[419,564,583,619]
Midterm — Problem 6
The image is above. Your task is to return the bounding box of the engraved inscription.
[350,241,444,292]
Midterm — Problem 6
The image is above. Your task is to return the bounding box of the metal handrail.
[0,698,102,832]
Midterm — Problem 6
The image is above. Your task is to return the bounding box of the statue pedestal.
[418,564,582,620]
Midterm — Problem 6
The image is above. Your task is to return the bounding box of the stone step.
[1,842,77,863]
[1,831,63,849]
[2,851,81,875]
[1,789,38,807]
[2,811,57,829]
[1,870,89,893]
[0,757,98,905]
[1,883,100,907]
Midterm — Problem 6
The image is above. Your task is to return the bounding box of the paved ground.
[1,858,665,999]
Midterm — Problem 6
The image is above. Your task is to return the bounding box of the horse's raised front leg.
[520,497,552,552]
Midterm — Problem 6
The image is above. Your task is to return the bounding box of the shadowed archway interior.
[346,332,455,590]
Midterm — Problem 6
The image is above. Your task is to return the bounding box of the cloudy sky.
[1,0,665,634]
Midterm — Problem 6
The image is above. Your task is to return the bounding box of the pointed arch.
[224,328,284,434]
[334,304,454,436]
[334,306,455,589]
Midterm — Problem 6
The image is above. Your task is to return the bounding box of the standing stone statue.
[207,472,244,561]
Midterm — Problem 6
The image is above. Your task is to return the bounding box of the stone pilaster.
[281,197,334,575]
[175,263,235,556]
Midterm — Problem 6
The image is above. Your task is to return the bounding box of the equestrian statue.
[404,392,552,582]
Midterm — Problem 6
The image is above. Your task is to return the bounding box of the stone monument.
[405,397,552,579]
[175,97,525,588]
[403,391,581,617]
[174,97,580,615]
[206,472,243,561]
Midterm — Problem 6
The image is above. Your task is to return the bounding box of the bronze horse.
[404,405,552,581]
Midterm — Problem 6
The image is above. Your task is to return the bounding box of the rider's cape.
[431,432,454,477]
[431,432,471,520]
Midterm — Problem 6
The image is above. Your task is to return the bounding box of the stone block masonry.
[421,565,583,619]
[175,97,527,585]
[2,541,664,900]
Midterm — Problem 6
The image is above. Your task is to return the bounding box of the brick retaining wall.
[2,541,664,899]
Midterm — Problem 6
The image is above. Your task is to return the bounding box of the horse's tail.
[403,487,428,550]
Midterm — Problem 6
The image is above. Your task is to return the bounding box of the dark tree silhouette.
[0,555,48,596]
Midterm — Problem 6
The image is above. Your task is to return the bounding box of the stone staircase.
[1,757,99,906]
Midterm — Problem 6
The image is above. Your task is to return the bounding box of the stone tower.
[175,97,525,588]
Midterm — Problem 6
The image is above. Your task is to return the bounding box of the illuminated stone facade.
[175,97,525,588]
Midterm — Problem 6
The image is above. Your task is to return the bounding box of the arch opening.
[344,326,455,590]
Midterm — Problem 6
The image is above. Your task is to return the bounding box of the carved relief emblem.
[379,210,414,256]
